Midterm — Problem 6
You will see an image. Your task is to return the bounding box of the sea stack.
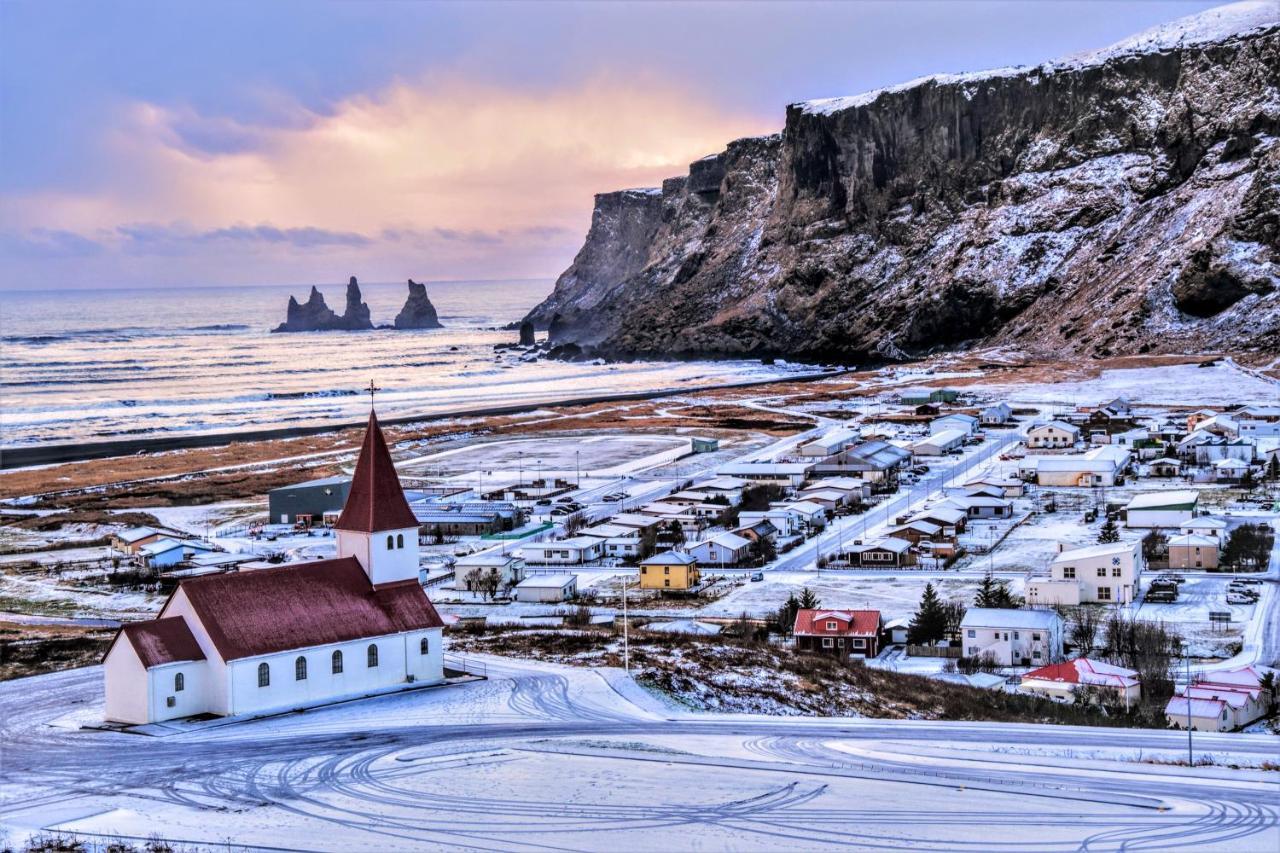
[518,320,536,346]
[272,277,374,332]
[393,280,443,329]
[273,286,339,332]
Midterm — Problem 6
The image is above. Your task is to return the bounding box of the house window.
[853,638,865,648]
[1112,566,1122,577]
[1097,567,1107,578]
[1062,567,1076,579]
[420,637,430,655]
[367,644,379,668]
[827,621,838,630]
[295,656,308,681]
[173,672,184,692]
[1032,650,1041,659]
[397,533,405,549]
[664,567,670,575]
[1032,633,1041,641]
[386,534,394,549]
[166,696,176,707]
[1097,587,1112,601]
[1013,632,1020,640]
[258,662,270,688]
[664,578,670,588]
[640,567,647,574]
[968,646,978,655]
[332,650,344,674]
[822,638,833,648]
[967,629,975,638]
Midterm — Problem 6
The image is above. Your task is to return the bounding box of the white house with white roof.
[1026,421,1080,449]
[911,428,968,456]
[1124,490,1199,528]
[1179,517,1227,541]
[959,608,1063,667]
[1027,539,1144,606]
[930,414,979,435]
[688,532,752,566]
[520,536,603,565]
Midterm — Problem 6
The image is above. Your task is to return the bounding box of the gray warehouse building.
[268,476,351,525]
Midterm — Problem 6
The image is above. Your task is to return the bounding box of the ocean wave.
[266,389,360,400]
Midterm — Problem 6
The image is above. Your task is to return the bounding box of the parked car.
[1145,589,1178,603]
[1227,592,1257,605]
[536,498,552,506]
[750,572,764,582]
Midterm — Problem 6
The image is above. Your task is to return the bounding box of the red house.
[793,609,883,658]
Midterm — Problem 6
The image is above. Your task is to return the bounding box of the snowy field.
[2,658,1276,852]
[398,433,691,477]
[970,361,1280,407]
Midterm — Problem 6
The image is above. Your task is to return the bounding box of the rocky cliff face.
[526,3,1280,361]
[273,277,375,332]
[394,279,443,329]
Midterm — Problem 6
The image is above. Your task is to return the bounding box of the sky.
[0,0,1226,291]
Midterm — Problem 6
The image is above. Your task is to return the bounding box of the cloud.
[0,72,772,285]
[0,228,104,258]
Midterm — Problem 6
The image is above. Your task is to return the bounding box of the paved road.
[2,663,1275,851]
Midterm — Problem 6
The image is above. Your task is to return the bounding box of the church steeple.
[335,408,420,585]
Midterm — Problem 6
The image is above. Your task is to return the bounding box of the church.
[103,410,445,725]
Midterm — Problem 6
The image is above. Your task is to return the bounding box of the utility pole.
[1184,646,1194,766]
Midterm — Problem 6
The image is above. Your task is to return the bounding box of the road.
[0,661,1275,851]
[771,427,1027,572]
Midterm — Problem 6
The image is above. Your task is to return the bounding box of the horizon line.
[0,276,558,295]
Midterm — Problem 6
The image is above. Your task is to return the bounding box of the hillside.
[526,2,1280,362]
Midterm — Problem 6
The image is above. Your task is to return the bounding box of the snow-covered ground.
[2,657,1276,852]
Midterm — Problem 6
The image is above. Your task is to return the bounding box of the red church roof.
[793,609,881,637]
[168,557,444,661]
[113,616,207,668]
[335,410,420,533]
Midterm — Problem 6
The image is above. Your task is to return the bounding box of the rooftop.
[1125,490,1200,510]
[960,608,1060,630]
[335,410,420,533]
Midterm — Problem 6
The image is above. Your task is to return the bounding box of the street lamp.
[1183,642,1194,765]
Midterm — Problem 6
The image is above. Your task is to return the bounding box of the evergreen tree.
[908,582,948,645]
[1097,517,1120,544]
[1266,455,1280,481]
[798,587,821,610]
[974,569,1018,608]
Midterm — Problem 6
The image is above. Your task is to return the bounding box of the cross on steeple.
[366,379,381,408]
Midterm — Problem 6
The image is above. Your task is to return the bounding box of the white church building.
[103,411,445,724]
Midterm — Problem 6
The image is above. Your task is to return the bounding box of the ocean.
[0,280,807,448]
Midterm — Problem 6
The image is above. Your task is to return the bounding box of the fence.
[443,654,488,678]
[906,644,961,658]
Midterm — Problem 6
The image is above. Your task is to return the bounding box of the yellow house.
[639,552,700,591]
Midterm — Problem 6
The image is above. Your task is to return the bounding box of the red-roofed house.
[1020,658,1141,707]
[793,609,883,658]
[104,410,446,725]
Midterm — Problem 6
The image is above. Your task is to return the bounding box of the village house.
[930,413,979,435]
[716,461,814,487]
[733,519,778,544]
[959,608,1064,667]
[102,411,445,726]
[1165,666,1275,732]
[791,489,846,512]
[1027,540,1144,606]
[799,426,860,458]
[1212,457,1252,482]
[688,532,752,567]
[739,508,801,538]
[1166,533,1219,570]
[639,551,701,591]
[1124,490,1199,528]
[267,475,352,526]
[1179,517,1228,541]
[1147,457,1182,477]
[514,574,578,603]
[793,609,883,657]
[1019,658,1141,708]
[452,552,525,592]
[836,537,916,568]
[137,538,217,571]
[1019,445,1131,487]
[686,476,747,505]
[963,476,1025,497]
[520,536,603,565]
[909,505,968,536]
[980,402,1013,425]
[774,500,827,530]
[939,494,1013,519]
[111,526,164,555]
[813,440,912,485]
[1026,421,1081,449]
[911,428,968,456]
